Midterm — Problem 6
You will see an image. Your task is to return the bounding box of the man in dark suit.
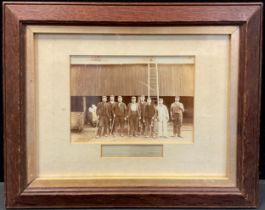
[127,96,141,137]
[107,95,116,135]
[138,95,146,135]
[143,97,156,137]
[113,96,127,136]
[96,96,110,138]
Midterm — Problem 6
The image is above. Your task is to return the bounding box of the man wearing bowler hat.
[96,96,110,138]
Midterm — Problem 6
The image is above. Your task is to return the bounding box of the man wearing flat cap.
[107,95,116,135]
[96,96,110,138]
[113,96,127,136]
[138,95,146,136]
[170,96,184,137]
[127,96,141,137]
[143,97,156,138]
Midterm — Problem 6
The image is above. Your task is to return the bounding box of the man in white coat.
[156,98,169,138]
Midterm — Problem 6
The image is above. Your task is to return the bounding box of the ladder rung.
[148,62,159,100]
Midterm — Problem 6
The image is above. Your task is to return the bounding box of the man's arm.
[154,107,158,120]
[111,103,115,117]
[165,106,169,121]
[170,103,174,119]
[96,103,100,116]
[142,105,146,120]
[127,104,131,118]
[137,104,141,118]
[180,103,185,112]
[123,103,127,119]
[152,105,156,119]
[113,103,117,117]
[106,104,111,119]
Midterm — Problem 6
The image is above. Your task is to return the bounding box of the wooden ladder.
[147,63,159,103]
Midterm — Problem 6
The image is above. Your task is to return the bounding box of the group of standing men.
[95,95,184,138]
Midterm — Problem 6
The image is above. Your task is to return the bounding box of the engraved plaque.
[101,144,163,157]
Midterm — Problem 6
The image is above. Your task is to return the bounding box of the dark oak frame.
[3,2,262,208]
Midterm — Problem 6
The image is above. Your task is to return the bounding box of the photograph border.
[69,54,196,145]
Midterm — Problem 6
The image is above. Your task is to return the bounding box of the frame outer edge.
[240,3,263,207]
[3,4,25,208]
[3,2,263,208]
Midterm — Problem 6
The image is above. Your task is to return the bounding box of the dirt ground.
[71,122,193,144]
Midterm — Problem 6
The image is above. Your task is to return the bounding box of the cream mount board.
[26,26,239,188]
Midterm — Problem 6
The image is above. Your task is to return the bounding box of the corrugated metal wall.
[71,64,194,96]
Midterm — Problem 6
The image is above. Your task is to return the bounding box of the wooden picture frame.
[3,2,262,208]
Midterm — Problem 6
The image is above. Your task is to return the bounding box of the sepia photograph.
[70,56,194,143]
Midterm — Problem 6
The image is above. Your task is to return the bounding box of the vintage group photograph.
[70,56,194,143]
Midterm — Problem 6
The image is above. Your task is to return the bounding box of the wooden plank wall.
[158,64,194,96]
[71,64,194,96]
